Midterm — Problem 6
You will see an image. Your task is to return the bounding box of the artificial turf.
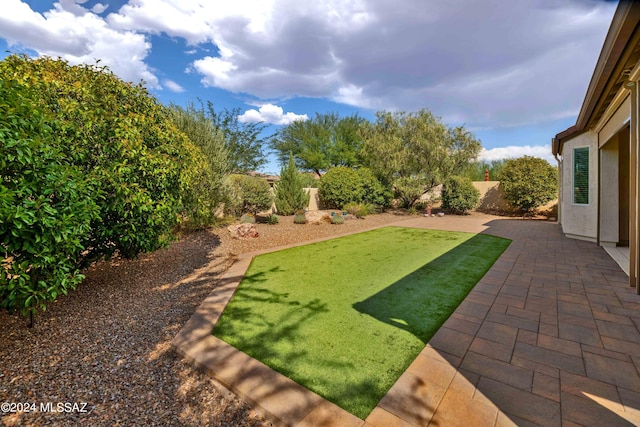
[213,226,511,419]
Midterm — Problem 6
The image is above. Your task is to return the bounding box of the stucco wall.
[472,181,557,213]
[559,131,598,241]
[600,136,619,245]
[305,188,319,210]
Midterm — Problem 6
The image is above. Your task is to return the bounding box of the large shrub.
[275,156,310,215]
[442,176,480,214]
[227,174,274,215]
[319,167,361,209]
[0,54,200,263]
[498,156,558,213]
[0,79,99,317]
[319,167,390,209]
[356,167,393,207]
[0,55,203,317]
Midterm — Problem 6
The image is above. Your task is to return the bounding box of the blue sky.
[0,0,618,174]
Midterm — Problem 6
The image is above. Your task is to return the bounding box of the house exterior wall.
[560,131,598,241]
[599,96,631,146]
[600,135,620,246]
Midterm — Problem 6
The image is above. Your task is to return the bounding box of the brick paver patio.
[173,214,640,426]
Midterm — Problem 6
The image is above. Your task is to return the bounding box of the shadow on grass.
[353,233,511,343]
[213,231,510,420]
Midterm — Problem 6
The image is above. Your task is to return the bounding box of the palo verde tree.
[274,155,310,215]
[272,112,366,175]
[0,54,203,318]
[361,109,481,207]
[498,156,558,213]
[169,102,230,227]
[205,101,269,173]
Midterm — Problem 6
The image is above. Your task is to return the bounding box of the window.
[573,147,589,204]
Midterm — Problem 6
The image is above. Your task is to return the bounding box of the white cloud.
[0,0,158,87]
[237,104,308,125]
[163,79,185,93]
[480,145,557,164]
[0,0,617,134]
[91,3,109,14]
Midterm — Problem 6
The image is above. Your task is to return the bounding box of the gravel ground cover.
[0,211,408,426]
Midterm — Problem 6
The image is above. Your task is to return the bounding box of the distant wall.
[304,182,558,214]
[305,188,320,210]
[473,181,557,214]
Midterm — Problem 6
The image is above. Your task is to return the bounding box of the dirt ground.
[0,211,410,426]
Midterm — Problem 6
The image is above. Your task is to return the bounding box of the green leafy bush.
[0,54,198,263]
[240,213,256,224]
[498,156,558,213]
[227,174,274,215]
[319,167,390,209]
[0,79,99,316]
[275,156,310,215]
[356,168,392,207]
[442,176,480,214]
[0,55,202,317]
[331,215,345,224]
[266,214,279,224]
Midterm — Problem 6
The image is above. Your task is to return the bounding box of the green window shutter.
[573,147,589,204]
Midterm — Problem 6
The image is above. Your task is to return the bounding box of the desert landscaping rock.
[228,223,260,239]
[0,211,407,426]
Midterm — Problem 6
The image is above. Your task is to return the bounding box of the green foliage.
[240,213,256,224]
[0,54,197,264]
[298,172,319,188]
[463,159,506,181]
[272,112,366,175]
[227,174,274,215]
[205,102,269,173]
[275,155,310,215]
[441,176,480,214]
[0,79,100,316]
[344,202,375,218]
[331,214,345,224]
[0,55,202,316]
[356,167,393,207]
[498,156,558,213]
[266,214,279,225]
[294,213,308,224]
[361,109,481,207]
[318,167,361,209]
[318,167,391,209]
[169,102,230,228]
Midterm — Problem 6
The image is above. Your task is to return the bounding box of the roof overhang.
[554,1,640,156]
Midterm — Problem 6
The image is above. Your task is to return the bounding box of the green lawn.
[213,226,511,419]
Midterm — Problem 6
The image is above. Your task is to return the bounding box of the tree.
[169,102,230,227]
[463,159,506,181]
[272,112,366,175]
[498,156,558,213]
[206,101,269,172]
[275,155,310,215]
[362,109,481,207]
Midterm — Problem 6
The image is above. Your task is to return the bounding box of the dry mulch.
[0,211,409,426]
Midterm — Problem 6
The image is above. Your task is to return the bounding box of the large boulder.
[228,223,259,239]
[306,211,331,225]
